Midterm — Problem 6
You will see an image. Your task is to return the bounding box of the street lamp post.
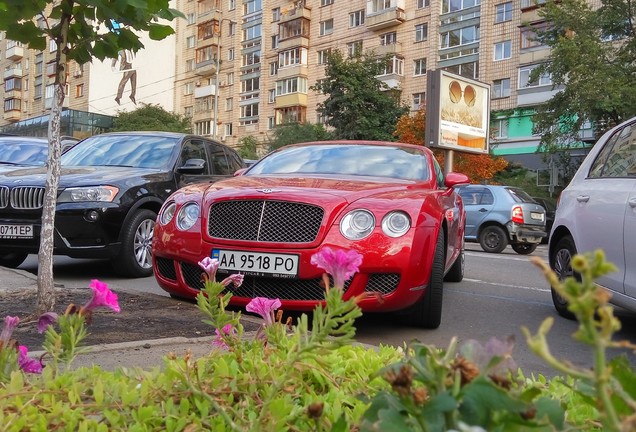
[213,18,236,140]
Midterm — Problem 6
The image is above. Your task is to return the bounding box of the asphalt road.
[19,243,636,377]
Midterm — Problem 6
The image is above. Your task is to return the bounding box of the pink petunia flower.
[83,279,120,313]
[212,323,236,350]
[246,297,282,326]
[221,273,244,288]
[310,247,363,290]
[198,257,220,279]
[18,345,43,374]
[1,316,20,344]
[37,312,59,334]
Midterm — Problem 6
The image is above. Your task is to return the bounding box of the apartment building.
[171,0,595,168]
[0,0,593,171]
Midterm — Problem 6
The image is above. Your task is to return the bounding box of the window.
[225,123,233,137]
[226,98,233,111]
[279,48,303,67]
[521,28,542,49]
[195,121,211,136]
[228,0,236,10]
[418,0,430,7]
[227,72,234,85]
[495,2,513,23]
[186,13,196,24]
[518,65,552,88]
[317,49,331,65]
[440,25,479,48]
[242,51,261,67]
[186,36,195,48]
[415,24,428,42]
[494,40,511,60]
[184,106,193,118]
[75,84,84,97]
[319,19,334,36]
[380,32,397,45]
[228,48,235,61]
[414,58,427,76]
[350,10,365,27]
[444,61,478,79]
[240,102,259,118]
[241,77,260,92]
[492,78,510,98]
[493,119,508,138]
[347,41,363,57]
[413,92,426,110]
[272,7,280,22]
[268,117,275,129]
[4,98,20,112]
[321,0,333,5]
[4,77,21,92]
[276,77,307,96]
[271,34,279,49]
[441,0,480,14]
[243,24,262,41]
[589,123,636,178]
[244,0,262,15]
[381,56,404,75]
[270,61,278,75]
[49,39,57,52]
[184,82,194,95]
[369,0,393,13]
[186,59,195,72]
[229,22,237,36]
[269,89,276,103]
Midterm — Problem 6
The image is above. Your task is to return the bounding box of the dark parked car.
[531,197,556,243]
[0,131,244,277]
[457,184,547,255]
[0,136,77,174]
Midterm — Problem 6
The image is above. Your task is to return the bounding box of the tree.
[311,50,408,141]
[532,0,636,152]
[237,136,260,160]
[0,1,182,314]
[393,108,509,183]
[111,103,191,133]
[266,122,333,151]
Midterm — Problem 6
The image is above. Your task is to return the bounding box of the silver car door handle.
[576,195,590,203]
[629,198,636,208]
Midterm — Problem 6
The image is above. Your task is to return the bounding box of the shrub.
[0,248,634,431]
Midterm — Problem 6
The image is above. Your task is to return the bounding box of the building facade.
[0,0,594,172]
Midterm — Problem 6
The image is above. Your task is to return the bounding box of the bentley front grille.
[10,187,45,209]
[180,261,351,301]
[208,200,324,243]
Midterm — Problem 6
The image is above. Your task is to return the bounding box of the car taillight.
[512,206,524,224]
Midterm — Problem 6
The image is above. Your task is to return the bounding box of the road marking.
[465,251,548,263]
[463,278,551,293]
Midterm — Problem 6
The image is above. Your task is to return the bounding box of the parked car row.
[0,132,245,277]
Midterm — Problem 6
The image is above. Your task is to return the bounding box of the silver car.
[549,116,636,318]
[458,185,547,255]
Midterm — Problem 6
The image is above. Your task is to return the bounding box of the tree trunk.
[36,11,71,314]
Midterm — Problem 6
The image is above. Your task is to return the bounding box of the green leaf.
[148,23,174,40]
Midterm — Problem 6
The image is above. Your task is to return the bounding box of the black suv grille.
[208,200,324,243]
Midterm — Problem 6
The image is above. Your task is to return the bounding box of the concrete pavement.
[0,265,255,370]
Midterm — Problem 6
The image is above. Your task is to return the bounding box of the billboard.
[425,69,490,155]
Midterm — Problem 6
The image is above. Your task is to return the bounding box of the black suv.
[0,131,244,277]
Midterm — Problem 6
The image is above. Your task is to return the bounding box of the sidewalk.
[0,266,257,371]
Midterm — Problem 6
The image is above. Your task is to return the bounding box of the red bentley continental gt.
[152,141,469,328]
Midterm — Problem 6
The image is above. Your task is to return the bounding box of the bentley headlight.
[176,202,200,230]
[159,202,176,225]
[340,209,375,240]
[57,186,119,202]
[382,211,411,238]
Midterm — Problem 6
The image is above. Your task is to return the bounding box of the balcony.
[375,41,402,56]
[194,83,219,98]
[5,45,24,61]
[376,73,403,90]
[3,109,21,122]
[366,8,405,31]
[519,47,550,65]
[277,64,308,80]
[278,36,310,51]
[194,59,218,77]
[280,4,311,23]
[275,93,308,109]
[3,66,23,79]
